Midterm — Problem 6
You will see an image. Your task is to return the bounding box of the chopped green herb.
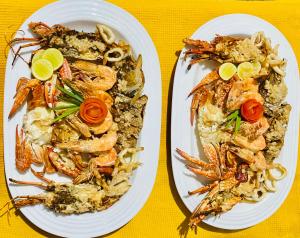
[57,95,81,106]
[52,107,79,124]
[225,109,242,133]
[234,115,241,134]
[52,105,78,110]
[56,85,83,103]
[226,110,239,121]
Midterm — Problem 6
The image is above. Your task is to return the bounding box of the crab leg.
[190,89,208,125]
[176,148,215,170]
[183,38,214,49]
[186,165,219,180]
[202,144,220,169]
[12,41,41,65]
[189,177,239,227]
[188,181,219,195]
[189,70,219,96]
[9,178,47,190]
[30,168,53,184]
[9,37,40,44]
[13,196,44,208]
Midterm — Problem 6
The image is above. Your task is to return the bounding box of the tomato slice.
[80,98,108,124]
[240,99,264,123]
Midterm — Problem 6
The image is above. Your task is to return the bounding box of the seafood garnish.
[179,32,290,229]
[6,22,147,215]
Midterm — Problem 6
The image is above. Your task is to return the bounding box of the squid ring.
[97,24,115,45]
[104,48,124,62]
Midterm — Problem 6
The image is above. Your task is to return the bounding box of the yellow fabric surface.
[0,0,300,237]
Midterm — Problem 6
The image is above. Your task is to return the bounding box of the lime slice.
[32,59,54,81]
[252,61,261,75]
[237,62,254,80]
[219,63,237,81]
[42,48,64,70]
[32,49,45,64]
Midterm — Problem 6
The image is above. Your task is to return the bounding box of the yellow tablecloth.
[0,0,300,237]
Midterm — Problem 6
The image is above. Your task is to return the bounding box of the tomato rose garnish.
[240,99,263,123]
[80,98,108,124]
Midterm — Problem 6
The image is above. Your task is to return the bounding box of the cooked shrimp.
[72,60,117,91]
[239,117,269,140]
[229,146,267,171]
[226,78,264,110]
[9,78,40,118]
[65,77,114,108]
[232,135,266,153]
[56,123,118,153]
[89,111,113,134]
[93,148,117,167]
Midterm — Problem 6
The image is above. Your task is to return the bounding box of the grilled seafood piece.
[177,144,237,184]
[10,22,107,64]
[189,177,240,228]
[74,149,117,184]
[27,83,47,110]
[15,125,45,172]
[66,113,92,138]
[188,70,234,124]
[227,78,264,110]
[56,123,118,153]
[51,121,80,143]
[72,60,117,91]
[48,150,80,178]
[89,111,113,135]
[239,117,269,141]
[60,59,115,108]
[7,171,117,214]
[15,125,31,172]
[183,32,285,75]
[9,78,40,118]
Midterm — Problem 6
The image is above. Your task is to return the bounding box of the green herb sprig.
[56,85,83,103]
[52,107,79,124]
[52,85,84,123]
[225,110,242,134]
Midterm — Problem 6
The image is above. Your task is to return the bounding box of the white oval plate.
[3,0,161,237]
[171,14,299,230]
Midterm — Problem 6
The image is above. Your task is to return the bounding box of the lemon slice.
[32,59,54,81]
[237,62,254,80]
[252,61,261,75]
[42,48,64,70]
[32,49,45,64]
[219,63,237,81]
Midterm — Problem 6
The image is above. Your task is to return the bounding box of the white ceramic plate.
[171,14,299,230]
[3,0,161,237]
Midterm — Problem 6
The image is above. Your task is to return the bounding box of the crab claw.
[9,78,39,118]
[59,59,72,80]
[45,74,57,108]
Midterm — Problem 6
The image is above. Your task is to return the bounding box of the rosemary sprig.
[52,107,79,124]
[56,85,83,103]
